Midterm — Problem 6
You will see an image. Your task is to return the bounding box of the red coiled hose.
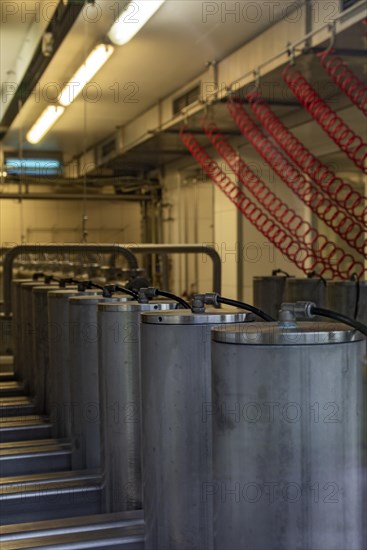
[282,64,367,174]
[201,120,364,279]
[227,98,366,257]
[179,126,365,280]
[319,52,367,116]
[247,90,366,227]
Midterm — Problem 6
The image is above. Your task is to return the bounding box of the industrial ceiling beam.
[0,0,85,139]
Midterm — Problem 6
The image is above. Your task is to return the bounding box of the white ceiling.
[0,0,58,118]
[2,0,300,156]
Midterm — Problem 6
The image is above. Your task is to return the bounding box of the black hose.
[114,284,139,300]
[350,273,360,320]
[311,306,367,337]
[156,290,190,309]
[271,269,290,277]
[307,271,327,285]
[217,296,275,322]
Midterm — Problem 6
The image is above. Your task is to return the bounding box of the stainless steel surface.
[0,478,102,526]
[98,300,176,513]
[0,439,71,477]
[48,289,101,439]
[0,396,35,417]
[211,323,367,550]
[140,309,252,550]
[253,275,292,320]
[284,278,327,317]
[127,244,222,294]
[32,285,70,414]
[68,295,131,471]
[3,245,138,316]
[326,280,367,324]
[0,527,144,549]
[11,279,32,380]
[212,321,365,345]
[0,416,52,443]
[0,315,12,356]
[0,510,143,541]
[20,282,58,396]
[141,308,246,324]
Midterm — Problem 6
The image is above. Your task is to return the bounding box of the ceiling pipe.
[0,193,150,201]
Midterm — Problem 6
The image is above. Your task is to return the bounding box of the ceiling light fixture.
[108,0,165,46]
[59,43,114,107]
[26,105,65,144]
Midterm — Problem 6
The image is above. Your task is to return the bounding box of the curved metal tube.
[127,244,222,295]
[2,244,138,317]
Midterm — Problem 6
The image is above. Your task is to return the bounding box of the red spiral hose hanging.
[247,90,367,227]
[282,64,367,174]
[202,121,339,277]
[179,126,365,280]
[318,52,367,116]
[227,98,366,257]
[201,120,363,279]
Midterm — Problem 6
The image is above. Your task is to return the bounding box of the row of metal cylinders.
[4,276,367,549]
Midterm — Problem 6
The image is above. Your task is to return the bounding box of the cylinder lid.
[48,289,102,299]
[212,322,364,345]
[98,300,176,312]
[12,279,32,285]
[141,308,253,325]
[286,278,327,285]
[327,280,367,288]
[20,281,52,289]
[253,275,293,281]
[33,284,76,294]
[69,295,131,305]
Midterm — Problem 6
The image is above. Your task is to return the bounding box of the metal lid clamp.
[138,287,190,309]
[192,293,275,321]
[279,301,316,322]
[279,301,367,337]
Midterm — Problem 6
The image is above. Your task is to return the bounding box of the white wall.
[0,192,141,246]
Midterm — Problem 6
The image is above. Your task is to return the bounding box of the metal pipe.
[160,254,169,290]
[2,244,138,317]
[127,244,222,294]
[0,193,150,201]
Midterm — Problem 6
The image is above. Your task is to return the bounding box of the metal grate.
[173,84,201,114]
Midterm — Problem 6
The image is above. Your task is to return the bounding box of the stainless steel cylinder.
[253,275,292,320]
[98,301,177,514]
[20,281,57,393]
[48,289,100,439]
[11,278,32,379]
[326,280,367,324]
[68,295,131,471]
[141,309,253,550]
[284,278,327,318]
[32,284,72,414]
[211,322,366,550]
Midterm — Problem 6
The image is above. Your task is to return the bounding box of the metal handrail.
[2,244,138,317]
[127,244,222,295]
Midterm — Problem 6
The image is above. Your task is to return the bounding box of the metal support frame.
[0,193,150,201]
[2,244,138,317]
[127,244,222,295]
[2,243,221,315]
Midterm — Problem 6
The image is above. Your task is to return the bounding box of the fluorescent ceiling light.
[108,0,165,46]
[59,44,114,107]
[26,106,65,144]
[5,158,61,176]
